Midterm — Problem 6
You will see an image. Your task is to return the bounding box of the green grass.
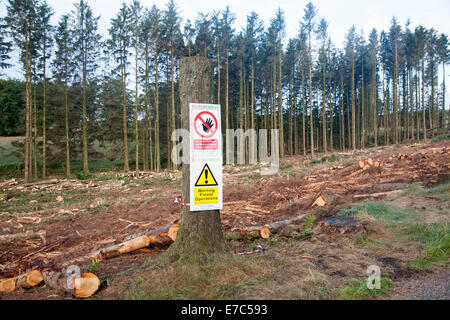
[424,183,450,201]
[404,222,449,269]
[431,133,450,143]
[88,259,102,273]
[339,277,395,300]
[405,183,450,201]
[337,202,413,223]
[123,255,275,300]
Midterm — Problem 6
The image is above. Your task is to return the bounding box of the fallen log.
[228,215,308,239]
[42,271,100,298]
[224,230,268,240]
[23,179,59,188]
[73,273,101,298]
[0,230,46,244]
[97,223,178,259]
[352,189,406,199]
[264,215,307,234]
[0,179,17,188]
[0,270,44,293]
[20,270,44,289]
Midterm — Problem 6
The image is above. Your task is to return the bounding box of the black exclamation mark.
[205,169,208,184]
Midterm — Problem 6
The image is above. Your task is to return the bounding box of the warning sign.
[190,104,222,211]
[194,187,219,205]
[195,164,218,186]
[194,111,218,139]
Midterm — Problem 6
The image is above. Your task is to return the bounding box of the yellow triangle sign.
[195,164,218,186]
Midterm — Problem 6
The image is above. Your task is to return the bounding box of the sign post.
[190,104,223,211]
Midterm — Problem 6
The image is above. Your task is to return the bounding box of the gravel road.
[389,270,449,300]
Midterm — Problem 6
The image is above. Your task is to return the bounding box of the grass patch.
[404,222,449,269]
[337,202,412,223]
[431,133,450,143]
[339,277,395,300]
[404,183,450,201]
[88,259,102,274]
[424,183,450,201]
[123,255,273,300]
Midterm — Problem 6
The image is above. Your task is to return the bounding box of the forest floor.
[0,137,448,300]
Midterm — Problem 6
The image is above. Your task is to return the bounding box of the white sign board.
[189,103,222,211]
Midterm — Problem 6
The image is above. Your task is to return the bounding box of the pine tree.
[317,18,328,152]
[0,14,13,72]
[53,14,74,177]
[437,34,448,130]
[71,0,102,174]
[162,0,181,170]
[36,0,54,178]
[130,0,142,172]
[6,0,38,183]
[301,2,317,155]
[345,25,357,150]
[107,2,132,172]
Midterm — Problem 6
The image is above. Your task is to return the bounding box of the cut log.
[367,158,374,166]
[0,277,16,293]
[0,178,17,188]
[168,224,179,241]
[99,224,178,260]
[359,161,365,169]
[312,194,328,207]
[0,230,46,244]
[63,224,178,266]
[72,272,100,298]
[224,230,265,241]
[352,189,406,199]
[265,215,307,233]
[0,270,44,292]
[101,235,150,259]
[20,270,43,289]
[24,179,59,187]
[123,223,174,241]
[42,270,100,298]
[258,226,271,239]
[374,161,380,167]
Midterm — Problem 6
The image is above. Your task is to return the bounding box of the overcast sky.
[1,0,449,83]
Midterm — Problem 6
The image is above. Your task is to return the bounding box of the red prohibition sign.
[194,111,218,138]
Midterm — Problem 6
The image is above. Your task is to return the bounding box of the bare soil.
[0,140,449,300]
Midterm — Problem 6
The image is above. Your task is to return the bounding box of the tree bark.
[165,57,226,262]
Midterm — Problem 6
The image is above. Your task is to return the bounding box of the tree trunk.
[82,44,89,174]
[422,59,426,141]
[322,55,327,153]
[309,38,314,156]
[42,39,47,179]
[171,46,176,170]
[122,53,129,172]
[302,68,306,155]
[155,52,160,172]
[278,47,284,158]
[164,57,226,262]
[65,46,70,177]
[351,57,356,150]
[24,23,31,183]
[135,29,139,173]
